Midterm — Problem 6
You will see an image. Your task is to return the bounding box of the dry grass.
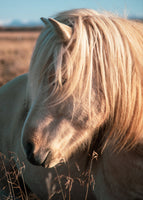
[0,152,40,200]
[0,151,98,200]
[0,31,40,86]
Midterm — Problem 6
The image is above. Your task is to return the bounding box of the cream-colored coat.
[0,74,143,200]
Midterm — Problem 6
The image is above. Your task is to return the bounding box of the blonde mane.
[29,9,143,152]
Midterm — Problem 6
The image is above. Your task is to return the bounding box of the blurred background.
[0,0,142,86]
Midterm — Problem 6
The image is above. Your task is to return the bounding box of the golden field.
[0,30,41,87]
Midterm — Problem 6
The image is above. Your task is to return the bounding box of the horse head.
[21,9,143,169]
[21,15,106,168]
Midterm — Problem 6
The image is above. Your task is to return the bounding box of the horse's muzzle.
[24,141,52,167]
[41,150,52,168]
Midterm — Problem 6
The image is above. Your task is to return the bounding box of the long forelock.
[29,9,143,151]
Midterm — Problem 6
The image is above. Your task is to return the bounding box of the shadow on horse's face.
[21,94,100,168]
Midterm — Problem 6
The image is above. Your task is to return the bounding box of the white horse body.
[0,74,27,156]
[0,75,143,199]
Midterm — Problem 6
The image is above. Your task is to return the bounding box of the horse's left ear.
[41,17,72,41]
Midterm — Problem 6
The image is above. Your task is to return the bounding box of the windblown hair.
[28,9,143,151]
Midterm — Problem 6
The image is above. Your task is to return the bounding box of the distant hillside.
[129,16,143,23]
[0,26,43,32]
[0,19,43,27]
[0,19,43,31]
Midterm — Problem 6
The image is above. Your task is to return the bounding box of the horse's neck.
[94,146,143,199]
[66,150,89,176]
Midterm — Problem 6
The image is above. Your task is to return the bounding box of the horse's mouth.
[41,150,52,168]
[41,152,65,168]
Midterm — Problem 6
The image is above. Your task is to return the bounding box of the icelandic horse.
[0,9,143,200]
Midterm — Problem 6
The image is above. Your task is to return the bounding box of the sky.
[0,0,143,24]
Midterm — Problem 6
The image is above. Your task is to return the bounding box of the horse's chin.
[41,155,65,168]
[48,159,64,168]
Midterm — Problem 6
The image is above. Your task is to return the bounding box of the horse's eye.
[51,78,66,87]
[62,78,67,85]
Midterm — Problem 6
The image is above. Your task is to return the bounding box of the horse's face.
[21,17,106,168]
[21,89,104,168]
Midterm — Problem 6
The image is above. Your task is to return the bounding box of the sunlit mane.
[28,9,143,151]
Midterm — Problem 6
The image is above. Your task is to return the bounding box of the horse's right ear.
[41,17,49,25]
[41,17,72,41]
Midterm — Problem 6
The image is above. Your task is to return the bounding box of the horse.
[0,8,143,200]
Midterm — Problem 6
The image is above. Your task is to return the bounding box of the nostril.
[25,142,34,159]
[24,141,42,166]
